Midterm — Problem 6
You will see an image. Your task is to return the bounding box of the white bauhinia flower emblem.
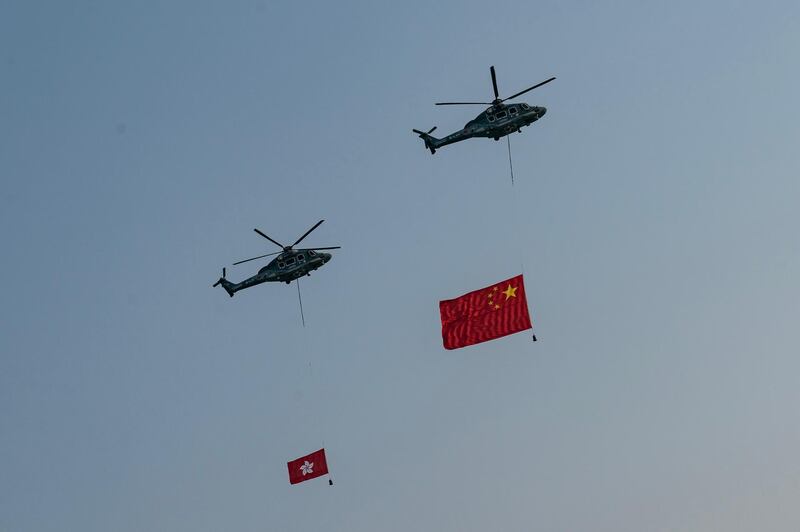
[300,461,314,476]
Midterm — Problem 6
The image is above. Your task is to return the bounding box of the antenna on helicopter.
[222,267,226,279]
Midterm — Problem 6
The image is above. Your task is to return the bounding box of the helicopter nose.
[322,253,332,263]
[538,107,547,117]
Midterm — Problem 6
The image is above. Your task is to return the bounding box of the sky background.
[2,1,800,531]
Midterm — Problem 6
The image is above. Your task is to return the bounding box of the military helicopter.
[413,66,555,154]
[213,220,340,298]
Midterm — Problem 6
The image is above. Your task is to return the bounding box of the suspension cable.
[506,135,515,186]
[296,279,306,327]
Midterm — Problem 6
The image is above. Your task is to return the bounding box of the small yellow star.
[502,284,518,300]
[494,304,500,309]
[493,286,499,291]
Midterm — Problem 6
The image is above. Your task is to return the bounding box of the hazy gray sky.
[2,1,800,531]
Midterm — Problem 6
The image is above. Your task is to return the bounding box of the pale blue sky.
[2,1,800,531]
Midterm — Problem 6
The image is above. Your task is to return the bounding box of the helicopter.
[413,66,555,154]
[213,219,340,298]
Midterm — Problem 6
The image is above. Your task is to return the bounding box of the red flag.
[439,274,533,350]
[287,448,329,485]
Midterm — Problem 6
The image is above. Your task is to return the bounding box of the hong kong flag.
[439,274,533,350]
[288,448,329,485]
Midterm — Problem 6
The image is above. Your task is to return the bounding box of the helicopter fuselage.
[222,250,332,295]
[419,102,547,154]
[213,218,340,298]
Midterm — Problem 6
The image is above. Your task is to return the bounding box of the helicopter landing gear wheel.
[494,137,499,141]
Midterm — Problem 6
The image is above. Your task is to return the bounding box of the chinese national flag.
[439,274,533,350]
[287,448,329,485]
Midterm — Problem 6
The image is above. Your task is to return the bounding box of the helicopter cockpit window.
[509,106,518,115]
[521,103,530,110]
[309,250,317,256]
[297,254,305,262]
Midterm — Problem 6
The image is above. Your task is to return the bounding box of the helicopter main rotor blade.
[295,246,341,251]
[502,77,556,102]
[292,219,325,248]
[253,228,285,249]
[490,65,499,100]
[435,102,493,106]
[232,251,282,265]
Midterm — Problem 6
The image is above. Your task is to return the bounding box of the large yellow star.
[502,284,518,300]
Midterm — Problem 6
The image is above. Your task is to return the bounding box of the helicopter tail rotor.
[213,268,237,297]
[412,126,440,154]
